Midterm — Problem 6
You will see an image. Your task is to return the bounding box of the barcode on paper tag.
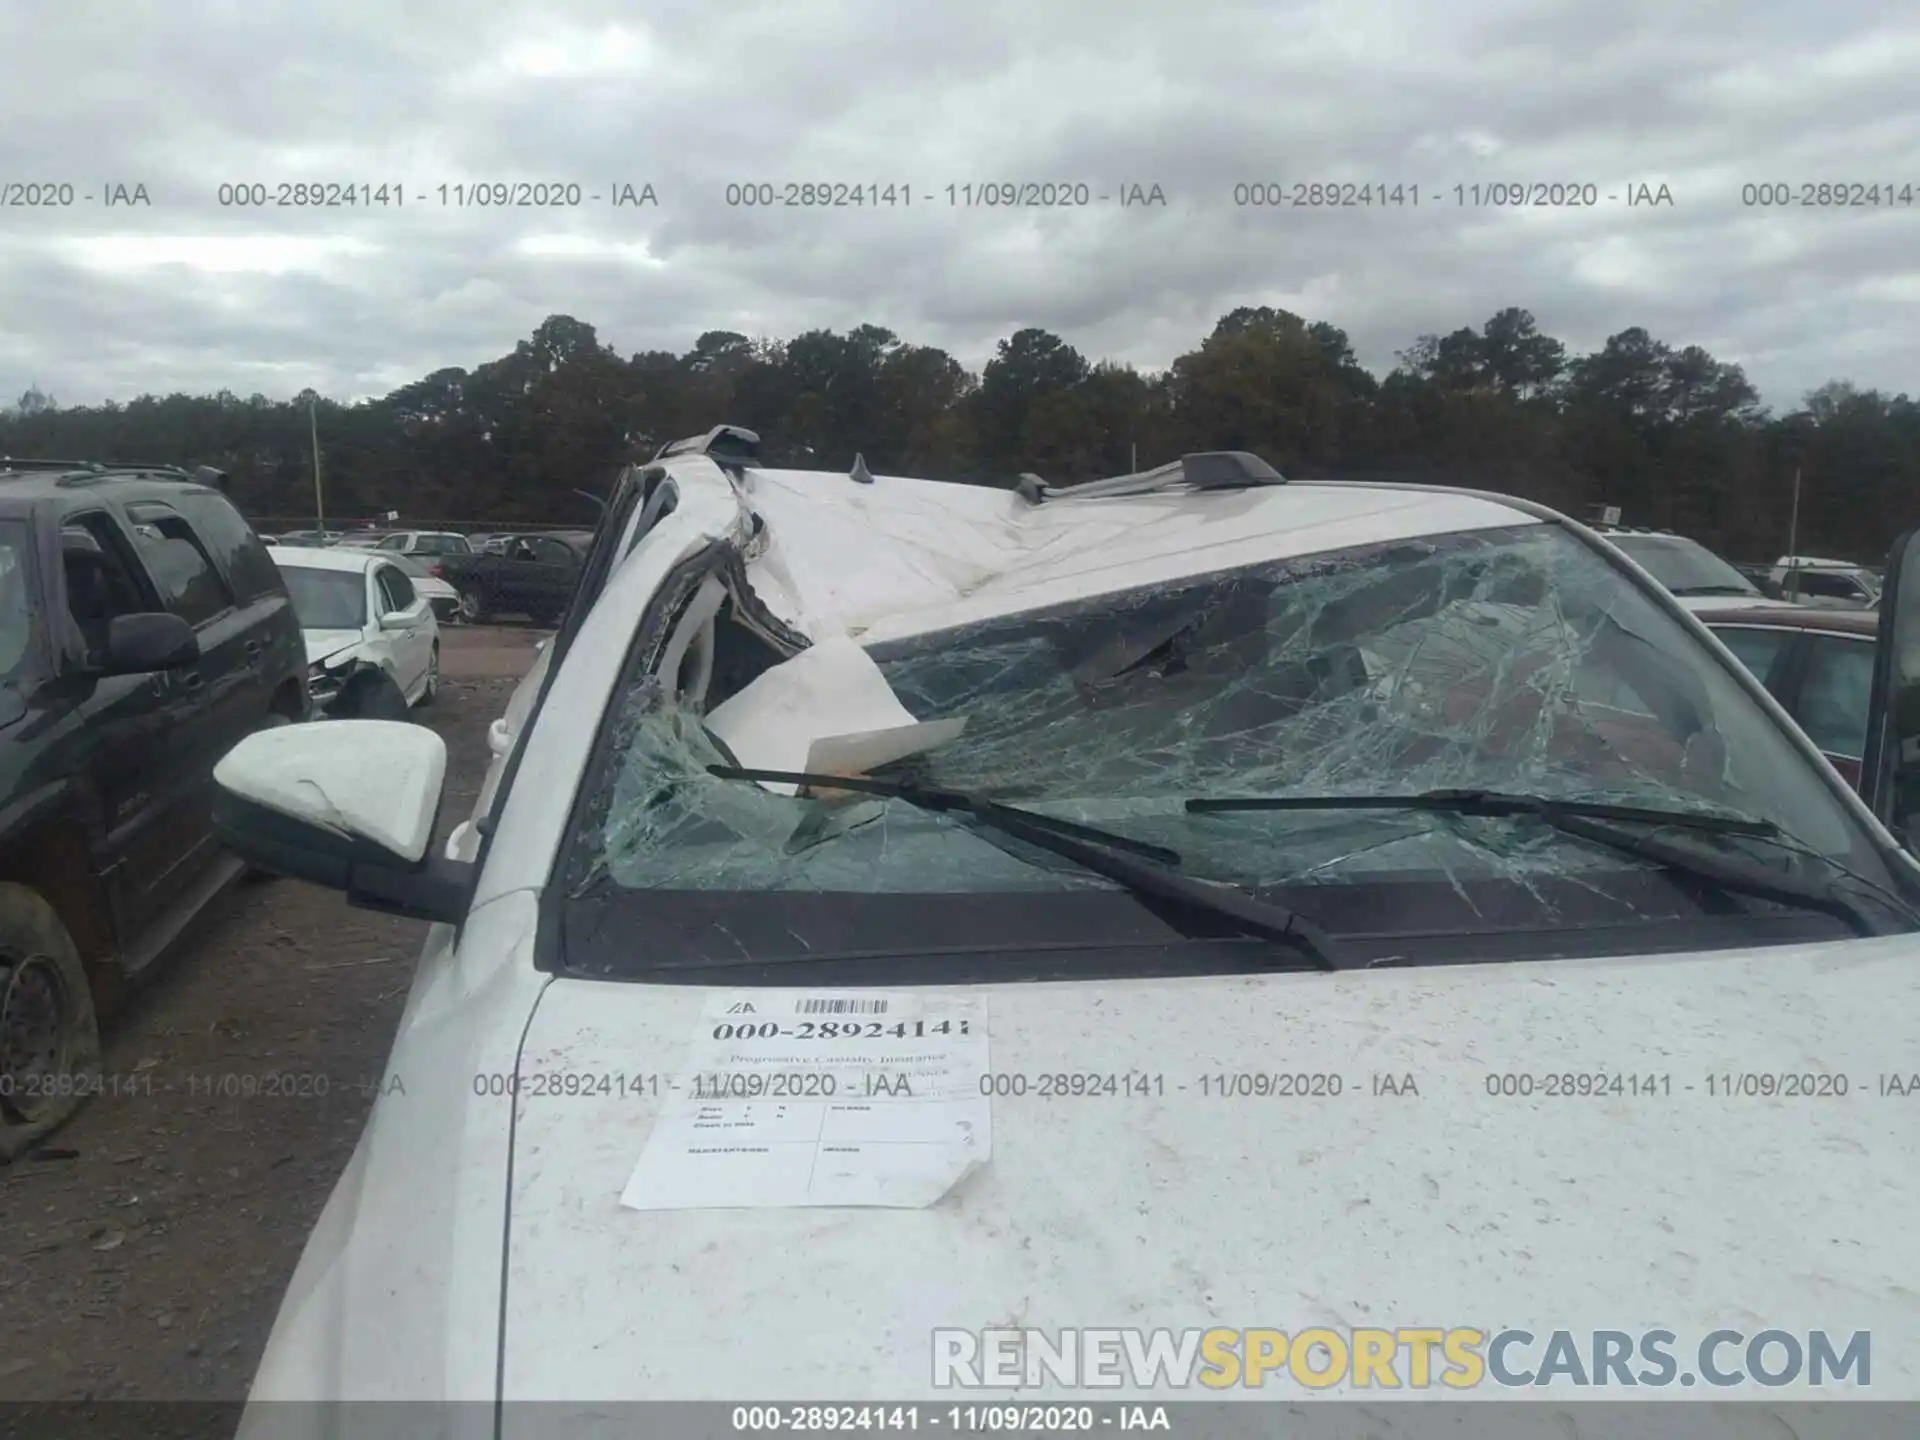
[794,998,890,1015]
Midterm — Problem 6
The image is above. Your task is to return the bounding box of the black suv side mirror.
[1864,528,1920,850]
[101,612,199,674]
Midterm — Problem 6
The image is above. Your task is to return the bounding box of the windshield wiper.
[709,765,1342,969]
[710,765,1182,863]
[1188,788,1779,834]
[1667,584,1760,597]
[1186,789,1885,937]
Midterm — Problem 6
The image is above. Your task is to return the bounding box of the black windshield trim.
[553,869,1855,983]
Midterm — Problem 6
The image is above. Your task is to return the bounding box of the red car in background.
[1701,605,1877,789]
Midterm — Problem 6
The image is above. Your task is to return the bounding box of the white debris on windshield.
[567,523,1859,902]
[704,634,966,794]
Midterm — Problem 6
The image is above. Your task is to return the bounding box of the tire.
[337,668,412,722]
[457,588,489,625]
[0,883,102,1161]
[417,644,440,706]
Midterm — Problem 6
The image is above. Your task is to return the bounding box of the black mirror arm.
[347,855,476,924]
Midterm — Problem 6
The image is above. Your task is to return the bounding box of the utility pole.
[1785,467,1802,599]
[310,398,325,535]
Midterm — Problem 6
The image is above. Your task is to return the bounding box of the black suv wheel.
[0,884,102,1160]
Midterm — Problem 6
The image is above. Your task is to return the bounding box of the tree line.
[3,306,1914,564]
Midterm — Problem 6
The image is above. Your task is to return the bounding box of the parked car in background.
[1702,605,1877,790]
[385,552,462,624]
[209,429,1920,1418]
[274,529,343,547]
[265,544,440,716]
[467,532,511,554]
[438,530,588,624]
[374,530,473,559]
[1733,562,1787,598]
[0,459,307,1157]
[1594,528,1779,612]
[1770,556,1880,609]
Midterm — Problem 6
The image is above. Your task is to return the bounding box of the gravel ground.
[0,625,545,1412]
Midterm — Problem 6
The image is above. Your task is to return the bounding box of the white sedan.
[216,429,1920,1422]
[266,542,441,713]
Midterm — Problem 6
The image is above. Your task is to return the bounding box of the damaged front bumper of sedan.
[307,652,409,720]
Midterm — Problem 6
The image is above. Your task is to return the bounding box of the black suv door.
[115,501,254,881]
[173,487,304,721]
[52,512,212,944]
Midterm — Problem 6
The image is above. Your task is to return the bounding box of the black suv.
[0,460,307,1156]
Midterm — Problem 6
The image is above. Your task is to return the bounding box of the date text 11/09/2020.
[212,183,659,208]
[1230,181,1920,208]
[18,1070,1920,1106]
[731,1406,1160,1433]
[451,1071,1920,1101]
[722,183,1168,208]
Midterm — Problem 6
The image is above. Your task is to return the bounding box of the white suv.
[1772,555,1881,608]
[215,430,1920,1417]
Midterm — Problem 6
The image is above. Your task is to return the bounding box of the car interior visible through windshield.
[279,565,367,630]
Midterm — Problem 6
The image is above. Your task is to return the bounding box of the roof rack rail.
[652,424,760,466]
[1,457,219,485]
[1019,450,1286,504]
[15,461,227,490]
[56,463,201,487]
[0,457,111,475]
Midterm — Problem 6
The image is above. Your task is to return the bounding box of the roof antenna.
[849,453,874,484]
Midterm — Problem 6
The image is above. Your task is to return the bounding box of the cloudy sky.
[2,0,1916,412]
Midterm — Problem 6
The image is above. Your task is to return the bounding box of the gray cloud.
[2,0,1915,409]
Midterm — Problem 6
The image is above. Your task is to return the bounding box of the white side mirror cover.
[214,719,446,863]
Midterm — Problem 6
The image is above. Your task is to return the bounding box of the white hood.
[302,629,365,666]
[493,933,1920,1402]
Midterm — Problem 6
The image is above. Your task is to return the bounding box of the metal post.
[310,399,325,536]
[1785,467,1801,599]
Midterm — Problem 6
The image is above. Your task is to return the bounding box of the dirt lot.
[0,625,546,1410]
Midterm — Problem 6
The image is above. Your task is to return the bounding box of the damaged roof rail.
[651,425,761,468]
[1017,450,1285,504]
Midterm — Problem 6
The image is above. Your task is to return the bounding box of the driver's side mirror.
[211,720,475,923]
[101,612,199,674]
[379,609,413,630]
[1863,528,1920,851]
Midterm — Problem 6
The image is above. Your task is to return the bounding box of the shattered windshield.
[559,522,1893,947]
[1609,534,1759,596]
